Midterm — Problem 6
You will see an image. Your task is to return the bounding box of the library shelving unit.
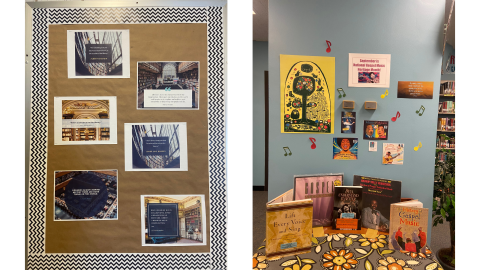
[138,69,157,93]
[436,80,455,161]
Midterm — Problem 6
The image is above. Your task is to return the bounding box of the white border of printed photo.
[54,96,118,145]
[124,122,188,171]
[141,194,207,246]
[67,29,130,79]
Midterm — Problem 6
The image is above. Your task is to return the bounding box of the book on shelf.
[437,151,454,162]
[439,81,455,95]
[266,189,313,259]
[353,175,401,233]
[293,173,343,227]
[436,135,454,148]
[438,101,455,113]
[437,118,455,131]
[331,186,362,230]
[388,200,428,253]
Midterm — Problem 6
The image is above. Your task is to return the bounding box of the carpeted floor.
[252,190,452,255]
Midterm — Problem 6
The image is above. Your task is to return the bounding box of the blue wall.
[268,0,444,243]
[253,41,269,187]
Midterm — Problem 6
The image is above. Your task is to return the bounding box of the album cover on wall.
[363,120,388,140]
[333,138,358,160]
[341,111,356,134]
[382,143,405,165]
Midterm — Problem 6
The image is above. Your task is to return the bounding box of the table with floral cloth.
[253,233,444,270]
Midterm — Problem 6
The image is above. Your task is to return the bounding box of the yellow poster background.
[280,55,335,134]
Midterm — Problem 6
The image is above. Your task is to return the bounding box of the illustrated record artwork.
[281,54,335,133]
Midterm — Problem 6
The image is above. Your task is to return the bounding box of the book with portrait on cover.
[353,175,401,233]
[332,186,362,230]
[265,189,313,259]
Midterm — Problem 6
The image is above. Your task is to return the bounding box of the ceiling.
[253,0,455,48]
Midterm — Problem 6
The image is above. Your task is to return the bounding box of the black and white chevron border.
[28,7,226,270]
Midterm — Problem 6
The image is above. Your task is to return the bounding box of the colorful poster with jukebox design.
[280,55,335,133]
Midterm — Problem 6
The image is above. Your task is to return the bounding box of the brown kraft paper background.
[45,24,210,253]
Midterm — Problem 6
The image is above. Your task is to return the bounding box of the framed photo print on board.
[124,123,188,171]
[137,61,200,110]
[141,195,207,246]
[54,96,118,145]
[67,29,130,79]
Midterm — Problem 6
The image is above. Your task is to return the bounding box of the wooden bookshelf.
[138,69,157,93]
[436,80,455,152]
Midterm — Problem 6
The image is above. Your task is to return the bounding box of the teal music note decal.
[416,105,425,116]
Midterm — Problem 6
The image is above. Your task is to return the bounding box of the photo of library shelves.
[143,195,204,244]
[75,31,123,76]
[137,61,199,108]
[54,170,118,220]
[62,100,111,142]
[132,124,181,169]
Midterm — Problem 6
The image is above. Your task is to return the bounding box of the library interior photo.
[74,31,124,76]
[143,195,204,245]
[61,100,111,142]
[252,0,457,269]
[137,61,199,109]
[54,170,118,220]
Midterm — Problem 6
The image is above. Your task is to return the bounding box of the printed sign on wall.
[348,53,391,88]
[397,81,434,99]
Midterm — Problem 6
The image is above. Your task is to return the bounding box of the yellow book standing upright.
[265,189,313,259]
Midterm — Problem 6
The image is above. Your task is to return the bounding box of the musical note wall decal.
[337,88,346,98]
[381,89,389,99]
[283,147,292,156]
[309,138,316,149]
[326,40,332,53]
[414,142,422,151]
[416,105,425,116]
[391,111,401,122]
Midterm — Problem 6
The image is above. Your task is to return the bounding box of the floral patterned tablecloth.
[253,233,444,270]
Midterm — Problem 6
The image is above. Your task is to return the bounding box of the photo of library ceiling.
[75,31,123,76]
[54,170,118,220]
[132,124,181,169]
[61,100,111,142]
[144,195,204,244]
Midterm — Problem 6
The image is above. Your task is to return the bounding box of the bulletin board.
[25,2,226,269]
